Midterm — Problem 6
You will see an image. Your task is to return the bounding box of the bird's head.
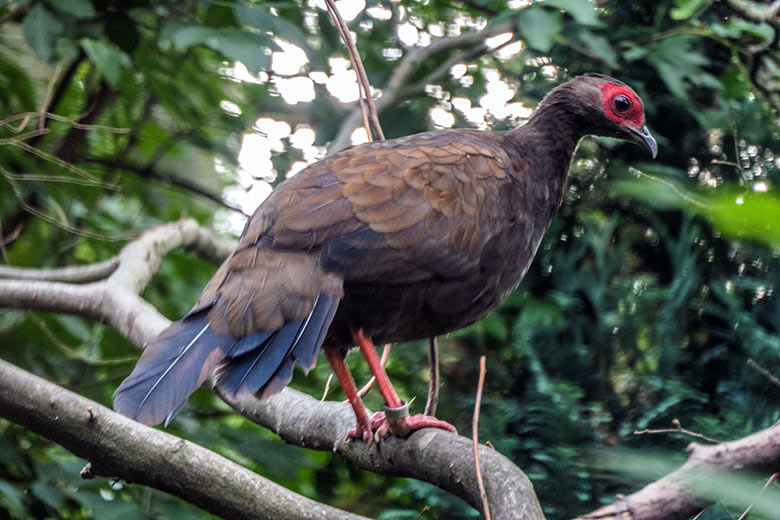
[573,74,657,158]
[537,74,658,158]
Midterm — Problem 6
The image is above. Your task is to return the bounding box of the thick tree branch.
[328,20,513,152]
[578,422,780,519]
[218,385,543,520]
[0,220,235,346]
[0,259,119,282]
[0,360,367,520]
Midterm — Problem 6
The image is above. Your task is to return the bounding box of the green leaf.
[48,0,96,19]
[22,4,65,61]
[646,37,717,98]
[721,65,750,100]
[702,191,780,247]
[577,29,618,68]
[609,166,700,211]
[234,5,316,63]
[621,42,648,61]
[516,7,562,52]
[204,2,237,28]
[31,482,65,510]
[165,24,277,74]
[670,0,711,20]
[0,481,24,517]
[543,0,602,26]
[80,39,131,86]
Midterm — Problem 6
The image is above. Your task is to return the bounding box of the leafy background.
[1,0,779,518]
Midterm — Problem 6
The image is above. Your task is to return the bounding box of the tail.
[216,292,340,397]
[114,292,340,426]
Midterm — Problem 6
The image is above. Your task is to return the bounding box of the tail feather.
[217,320,304,396]
[257,294,339,398]
[291,293,339,373]
[114,311,232,425]
[258,354,295,399]
[115,291,340,426]
[228,330,274,358]
[217,292,339,397]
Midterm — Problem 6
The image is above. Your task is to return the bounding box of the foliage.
[1,0,779,518]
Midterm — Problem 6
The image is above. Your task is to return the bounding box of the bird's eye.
[613,95,631,113]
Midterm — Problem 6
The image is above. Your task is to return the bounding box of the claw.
[347,410,455,442]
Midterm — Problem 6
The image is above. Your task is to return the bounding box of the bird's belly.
[323,207,553,349]
[324,274,511,348]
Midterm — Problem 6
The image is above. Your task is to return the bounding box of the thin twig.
[30,315,137,366]
[323,0,385,141]
[0,111,129,134]
[730,105,748,184]
[0,216,8,264]
[472,356,491,520]
[634,418,721,444]
[2,139,102,183]
[355,344,391,398]
[1,223,23,247]
[414,505,430,520]
[327,20,514,152]
[424,336,440,416]
[747,358,780,389]
[710,159,740,168]
[321,373,333,401]
[630,167,713,209]
[84,158,245,214]
[0,169,137,241]
[736,472,779,520]
[2,171,119,189]
[37,63,64,133]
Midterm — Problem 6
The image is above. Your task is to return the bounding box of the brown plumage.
[114,73,657,438]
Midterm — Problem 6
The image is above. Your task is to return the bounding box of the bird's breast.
[324,206,554,348]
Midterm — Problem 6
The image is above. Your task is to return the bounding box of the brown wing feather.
[195,129,515,338]
[270,130,514,283]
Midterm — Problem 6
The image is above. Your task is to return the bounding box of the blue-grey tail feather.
[114,311,233,426]
[292,293,339,373]
[216,293,340,398]
[114,292,340,426]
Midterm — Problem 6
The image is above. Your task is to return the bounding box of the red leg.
[353,329,403,408]
[352,329,456,438]
[324,347,375,441]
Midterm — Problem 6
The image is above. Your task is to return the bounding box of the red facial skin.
[600,83,644,129]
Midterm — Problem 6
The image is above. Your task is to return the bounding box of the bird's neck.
[507,96,588,182]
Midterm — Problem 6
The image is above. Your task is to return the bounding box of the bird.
[114,73,657,441]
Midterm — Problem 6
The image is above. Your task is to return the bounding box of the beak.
[629,124,658,158]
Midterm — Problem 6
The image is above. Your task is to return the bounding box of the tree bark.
[0,359,367,520]
[578,423,780,519]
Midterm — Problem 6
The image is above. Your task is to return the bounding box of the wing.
[266,129,517,286]
[191,129,517,336]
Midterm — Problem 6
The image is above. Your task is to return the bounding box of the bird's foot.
[346,411,387,442]
[347,403,456,442]
[375,411,457,440]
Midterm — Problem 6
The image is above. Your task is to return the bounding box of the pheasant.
[114,73,657,441]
